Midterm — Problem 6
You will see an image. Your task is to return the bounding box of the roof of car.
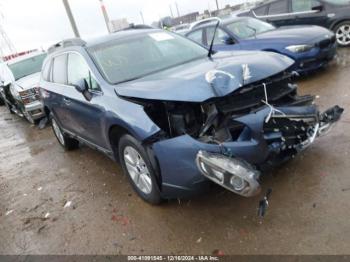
[7,51,46,65]
[186,16,250,32]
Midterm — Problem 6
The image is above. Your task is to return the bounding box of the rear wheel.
[335,21,350,47]
[51,116,79,150]
[118,134,162,204]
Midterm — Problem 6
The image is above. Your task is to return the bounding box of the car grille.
[318,35,336,49]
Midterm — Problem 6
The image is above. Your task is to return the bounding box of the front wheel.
[51,116,79,150]
[118,134,162,205]
[334,22,350,47]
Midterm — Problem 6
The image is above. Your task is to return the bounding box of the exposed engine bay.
[140,71,339,145]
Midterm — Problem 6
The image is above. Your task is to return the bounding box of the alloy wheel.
[336,24,350,46]
[123,146,152,194]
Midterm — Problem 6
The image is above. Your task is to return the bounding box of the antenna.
[208,20,220,58]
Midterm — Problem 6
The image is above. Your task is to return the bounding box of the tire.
[118,134,162,205]
[334,21,350,47]
[5,101,14,114]
[51,115,79,150]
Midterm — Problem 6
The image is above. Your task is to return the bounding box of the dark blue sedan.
[185,17,337,74]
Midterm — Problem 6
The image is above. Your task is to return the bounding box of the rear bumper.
[153,105,343,199]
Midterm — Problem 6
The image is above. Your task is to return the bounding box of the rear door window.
[268,0,289,15]
[292,0,320,12]
[52,54,67,84]
[254,5,268,16]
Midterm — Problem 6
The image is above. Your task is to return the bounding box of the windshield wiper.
[208,20,220,58]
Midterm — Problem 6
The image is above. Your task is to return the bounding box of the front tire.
[118,134,162,205]
[334,21,350,47]
[51,116,79,150]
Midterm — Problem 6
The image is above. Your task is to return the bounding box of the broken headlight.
[196,150,261,197]
[19,87,40,105]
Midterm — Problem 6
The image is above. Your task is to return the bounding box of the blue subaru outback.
[39,29,343,204]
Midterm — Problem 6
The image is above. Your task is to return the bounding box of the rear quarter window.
[41,59,52,81]
[52,55,67,85]
[187,29,204,45]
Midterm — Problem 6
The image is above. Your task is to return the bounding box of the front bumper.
[153,105,343,198]
[289,43,337,74]
[24,100,45,120]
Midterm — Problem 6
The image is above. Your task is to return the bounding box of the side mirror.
[72,78,92,101]
[312,5,323,12]
[220,35,235,45]
[73,78,88,93]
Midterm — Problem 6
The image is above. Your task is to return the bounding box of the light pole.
[62,0,80,38]
[140,11,145,24]
[169,5,174,17]
[175,2,180,17]
[215,0,219,10]
[99,0,111,33]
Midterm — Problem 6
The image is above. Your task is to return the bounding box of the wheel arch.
[330,19,350,31]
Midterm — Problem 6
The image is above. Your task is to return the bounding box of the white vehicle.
[0,51,46,123]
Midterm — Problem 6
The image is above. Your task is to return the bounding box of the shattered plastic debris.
[196,237,202,243]
[5,210,14,216]
[258,188,272,217]
[44,212,50,219]
[63,201,72,208]
[37,187,42,191]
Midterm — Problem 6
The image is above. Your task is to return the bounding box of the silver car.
[0,52,46,123]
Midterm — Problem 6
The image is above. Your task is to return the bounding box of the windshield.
[88,31,208,84]
[8,53,46,81]
[226,18,275,39]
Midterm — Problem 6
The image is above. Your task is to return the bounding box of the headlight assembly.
[285,44,313,53]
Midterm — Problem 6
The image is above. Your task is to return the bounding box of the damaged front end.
[121,70,344,198]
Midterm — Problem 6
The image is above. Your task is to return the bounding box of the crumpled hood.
[115,51,294,102]
[14,72,40,90]
[254,25,332,43]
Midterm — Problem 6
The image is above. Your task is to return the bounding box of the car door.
[263,0,295,27]
[291,0,328,27]
[65,52,106,148]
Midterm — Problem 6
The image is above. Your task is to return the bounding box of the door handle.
[63,97,71,105]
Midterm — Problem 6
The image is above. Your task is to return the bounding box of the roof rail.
[190,17,222,30]
[48,38,86,54]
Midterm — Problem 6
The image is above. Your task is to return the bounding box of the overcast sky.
[0,0,245,54]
